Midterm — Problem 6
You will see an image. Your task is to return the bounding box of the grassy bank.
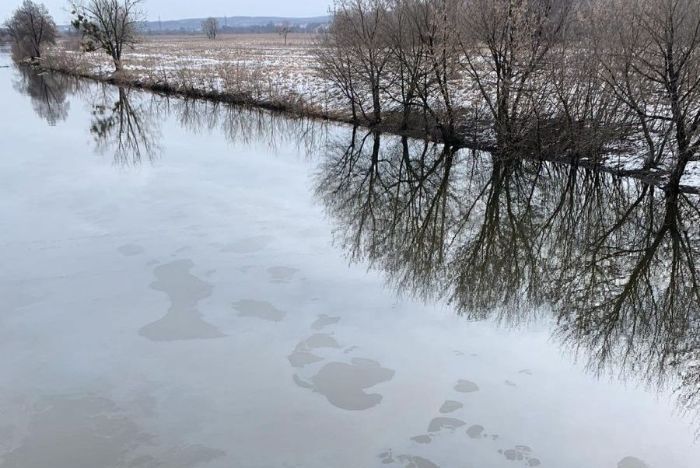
[37,34,485,146]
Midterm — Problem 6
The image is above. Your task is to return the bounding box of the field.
[45,33,343,115]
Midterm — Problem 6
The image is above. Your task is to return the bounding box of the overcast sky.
[1,0,333,24]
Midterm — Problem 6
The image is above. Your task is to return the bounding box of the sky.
[1,0,333,25]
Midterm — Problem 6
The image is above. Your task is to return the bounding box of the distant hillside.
[141,16,331,34]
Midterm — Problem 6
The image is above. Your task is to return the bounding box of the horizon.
[137,13,331,26]
[1,0,332,25]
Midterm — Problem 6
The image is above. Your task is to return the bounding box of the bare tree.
[202,17,218,40]
[410,0,463,141]
[546,5,631,160]
[314,30,362,121]
[277,21,290,45]
[384,0,431,131]
[314,0,700,189]
[458,0,574,155]
[332,0,393,124]
[4,0,57,61]
[70,0,144,73]
[592,0,700,187]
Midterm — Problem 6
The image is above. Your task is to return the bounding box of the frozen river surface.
[1,55,700,468]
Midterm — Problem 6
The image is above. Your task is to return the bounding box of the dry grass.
[120,33,318,75]
[43,33,342,117]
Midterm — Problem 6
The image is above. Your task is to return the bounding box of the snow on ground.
[682,162,700,188]
[46,34,336,113]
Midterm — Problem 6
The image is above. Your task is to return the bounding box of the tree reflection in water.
[88,86,162,165]
[13,68,700,432]
[13,66,80,126]
[316,128,700,431]
[170,96,328,154]
[15,67,327,165]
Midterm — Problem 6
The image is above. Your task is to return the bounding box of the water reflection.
[168,97,327,154]
[11,65,700,434]
[13,65,327,165]
[316,129,700,430]
[12,67,79,126]
[88,87,162,165]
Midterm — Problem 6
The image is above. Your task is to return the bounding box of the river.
[1,53,699,468]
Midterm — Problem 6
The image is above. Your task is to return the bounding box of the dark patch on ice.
[466,424,484,439]
[500,445,539,466]
[288,333,341,368]
[396,454,441,468]
[299,333,340,349]
[438,400,463,414]
[379,451,395,464]
[454,380,479,393]
[308,358,394,410]
[618,457,649,468]
[427,417,466,432]
[311,314,341,330]
[0,395,226,468]
[140,259,224,341]
[233,299,285,322]
[410,435,432,444]
[288,350,324,368]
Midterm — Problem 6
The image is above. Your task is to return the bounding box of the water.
[1,59,700,468]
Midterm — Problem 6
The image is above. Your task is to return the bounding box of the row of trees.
[6,1,293,69]
[4,0,143,73]
[199,17,293,44]
[316,0,700,180]
[6,0,699,183]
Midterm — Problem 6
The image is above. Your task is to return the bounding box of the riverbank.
[34,34,700,192]
[38,34,502,147]
[40,34,488,147]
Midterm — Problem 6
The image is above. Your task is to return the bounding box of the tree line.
[5,0,700,184]
[4,0,143,73]
[315,0,700,183]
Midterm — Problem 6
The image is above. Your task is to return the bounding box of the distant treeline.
[142,22,327,36]
[135,15,331,35]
